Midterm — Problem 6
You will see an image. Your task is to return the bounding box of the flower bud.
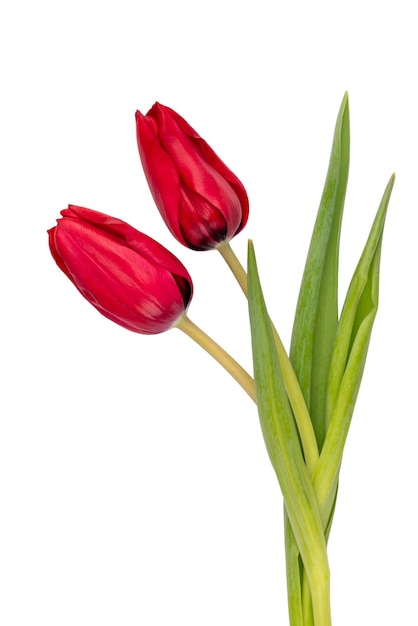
[48,205,193,334]
[136,103,249,251]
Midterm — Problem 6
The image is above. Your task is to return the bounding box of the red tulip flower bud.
[135,103,249,251]
[48,205,193,334]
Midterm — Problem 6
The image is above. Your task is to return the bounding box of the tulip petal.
[62,205,193,307]
[136,103,249,250]
[177,187,228,250]
[156,104,249,230]
[49,206,193,334]
[152,104,243,235]
[136,111,186,245]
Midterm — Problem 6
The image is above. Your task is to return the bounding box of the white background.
[1,1,416,624]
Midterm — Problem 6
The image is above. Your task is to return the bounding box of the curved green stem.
[176,314,256,403]
[218,242,319,475]
[218,240,248,295]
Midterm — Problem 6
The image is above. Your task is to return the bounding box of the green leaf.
[313,174,395,527]
[290,93,350,450]
[247,241,331,625]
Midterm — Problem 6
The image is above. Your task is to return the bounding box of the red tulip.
[136,103,249,251]
[48,205,193,334]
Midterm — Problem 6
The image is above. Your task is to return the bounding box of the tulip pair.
[48,95,394,626]
[49,104,248,334]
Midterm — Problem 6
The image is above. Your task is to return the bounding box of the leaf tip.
[247,239,255,261]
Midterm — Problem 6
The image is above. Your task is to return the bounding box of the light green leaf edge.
[247,241,331,626]
[313,174,395,527]
[290,93,350,450]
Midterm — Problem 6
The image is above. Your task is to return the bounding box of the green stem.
[309,570,331,626]
[218,242,319,475]
[284,511,304,626]
[218,240,248,294]
[176,314,256,403]
[301,568,314,626]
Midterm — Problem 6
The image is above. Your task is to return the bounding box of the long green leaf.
[247,241,331,626]
[290,93,350,450]
[313,174,395,526]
